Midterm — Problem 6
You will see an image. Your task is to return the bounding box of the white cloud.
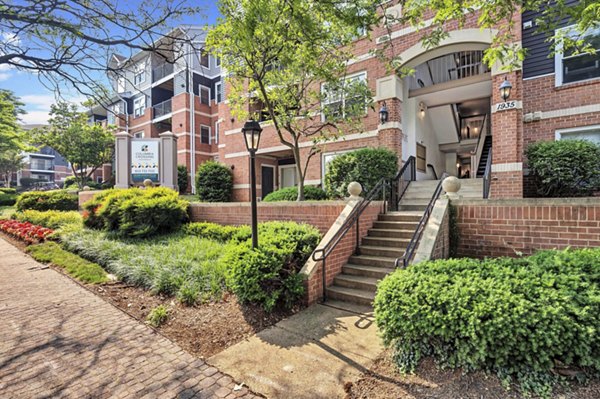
[20,94,87,125]
[0,63,13,81]
[21,110,52,125]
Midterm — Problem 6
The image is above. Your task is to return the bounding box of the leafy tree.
[206,0,378,201]
[29,102,115,190]
[0,151,25,188]
[0,89,26,156]
[0,1,203,99]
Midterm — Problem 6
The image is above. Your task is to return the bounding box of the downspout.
[188,45,196,194]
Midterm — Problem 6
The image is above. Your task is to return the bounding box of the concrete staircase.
[325,178,485,309]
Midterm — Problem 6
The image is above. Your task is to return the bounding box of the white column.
[159,131,178,190]
[114,131,131,189]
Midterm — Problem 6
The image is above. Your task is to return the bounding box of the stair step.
[378,213,422,222]
[343,263,396,278]
[359,245,405,258]
[347,254,397,267]
[398,204,427,211]
[398,198,431,206]
[374,221,420,230]
[333,274,380,291]
[362,236,410,248]
[326,286,375,306]
[368,228,415,238]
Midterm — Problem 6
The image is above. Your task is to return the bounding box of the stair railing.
[395,172,449,268]
[312,157,416,301]
[390,156,416,212]
[483,148,492,199]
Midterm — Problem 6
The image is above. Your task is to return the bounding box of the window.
[416,143,426,172]
[215,80,223,103]
[200,125,210,144]
[321,151,351,183]
[96,176,103,184]
[30,158,53,171]
[200,51,209,68]
[199,85,210,105]
[133,131,144,138]
[556,25,600,85]
[133,96,146,118]
[556,124,600,145]
[133,63,146,85]
[216,57,221,67]
[280,165,297,188]
[321,72,367,121]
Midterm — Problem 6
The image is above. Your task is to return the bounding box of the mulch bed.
[345,350,600,399]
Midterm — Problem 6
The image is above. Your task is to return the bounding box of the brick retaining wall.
[189,201,347,234]
[454,198,600,258]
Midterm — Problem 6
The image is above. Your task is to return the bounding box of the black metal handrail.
[395,172,449,269]
[426,163,438,180]
[483,147,492,199]
[390,156,416,211]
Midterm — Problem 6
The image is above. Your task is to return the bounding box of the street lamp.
[242,119,262,249]
[379,102,389,124]
[499,77,512,101]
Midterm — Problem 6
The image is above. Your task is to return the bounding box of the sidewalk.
[0,237,256,399]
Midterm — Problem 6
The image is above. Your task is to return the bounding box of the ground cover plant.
[0,190,17,206]
[0,219,53,244]
[374,248,600,398]
[26,241,108,284]
[13,210,82,229]
[16,190,78,212]
[262,186,329,202]
[146,305,169,328]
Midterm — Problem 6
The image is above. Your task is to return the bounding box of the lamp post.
[379,102,389,124]
[242,120,263,249]
[499,77,512,101]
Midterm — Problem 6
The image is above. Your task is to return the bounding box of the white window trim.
[214,120,221,144]
[133,131,144,138]
[555,24,600,87]
[215,81,223,103]
[321,150,353,184]
[321,70,367,121]
[555,124,600,141]
[133,96,146,118]
[200,124,211,144]
[279,164,297,188]
[199,84,211,105]
[133,61,146,85]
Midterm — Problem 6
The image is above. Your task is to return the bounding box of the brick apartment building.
[91,2,600,200]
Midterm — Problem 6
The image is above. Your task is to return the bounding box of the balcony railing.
[153,99,172,119]
[152,63,174,82]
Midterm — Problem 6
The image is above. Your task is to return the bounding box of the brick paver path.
[0,238,259,399]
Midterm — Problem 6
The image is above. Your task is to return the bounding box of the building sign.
[494,101,519,112]
[131,140,159,183]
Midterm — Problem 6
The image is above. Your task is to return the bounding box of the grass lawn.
[27,241,109,284]
[179,194,199,202]
[60,227,228,302]
[0,205,15,219]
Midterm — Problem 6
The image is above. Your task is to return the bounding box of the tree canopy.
[0,89,26,156]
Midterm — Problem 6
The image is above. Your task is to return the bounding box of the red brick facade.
[455,199,600,258]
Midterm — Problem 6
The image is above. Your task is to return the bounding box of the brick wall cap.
[453,198,600,206]
[189,200,348,208]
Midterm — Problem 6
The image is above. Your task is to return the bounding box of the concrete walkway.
[0,237,257,399]
[209,302,382,399]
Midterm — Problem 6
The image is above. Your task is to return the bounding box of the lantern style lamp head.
[499,77,512,101]
[242,119,262,153]
[379,102,389,124]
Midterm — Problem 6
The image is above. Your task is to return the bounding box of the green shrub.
[374,248,600,397]
[176,281,201,306]
[19,177,45,189]
[13,210,82,229]
[16,190,78,211]
[526,139,600,197]
[262,186,329,202]
[324,147,398,198]
[26,242,108,284]
[0,188,16,195]
[0,192,17,206]
[177,165,189,193]
[196,161,233,202]
[184,222,248,242]
[224,221,321,311]
[88,188,189,238]
[146,305,169,327]
[63,176,103,190]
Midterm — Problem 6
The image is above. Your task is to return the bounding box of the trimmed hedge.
[0,188,17,195]
[13,210,82,229]
[196,161,233,202]
[184,222,249,242]
[375,248,600,397]
[526,139,600,197]
[262,186,328,202]
[0,192,17,206]
[83,188,189,238]
[324,147,398,198]
[16,190,78,211]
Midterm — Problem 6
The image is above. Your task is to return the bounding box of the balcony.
[152,63,174,82]
[153,99,172,120]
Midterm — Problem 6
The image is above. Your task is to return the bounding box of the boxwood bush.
[0,188,17,195]
[374,248,600,397]
[16,190,78,211]
[13,210,82,229]
[83,188,189,238]
[324,147,398,198]
[0,192,17,206]
[526,139,600,197]
[184,222,249,242]
[262,186,328,202]
[177,165,189,193]
[223,221,321,311]
[195,161,233,202]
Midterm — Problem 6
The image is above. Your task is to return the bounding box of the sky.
[0,1,221,125]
